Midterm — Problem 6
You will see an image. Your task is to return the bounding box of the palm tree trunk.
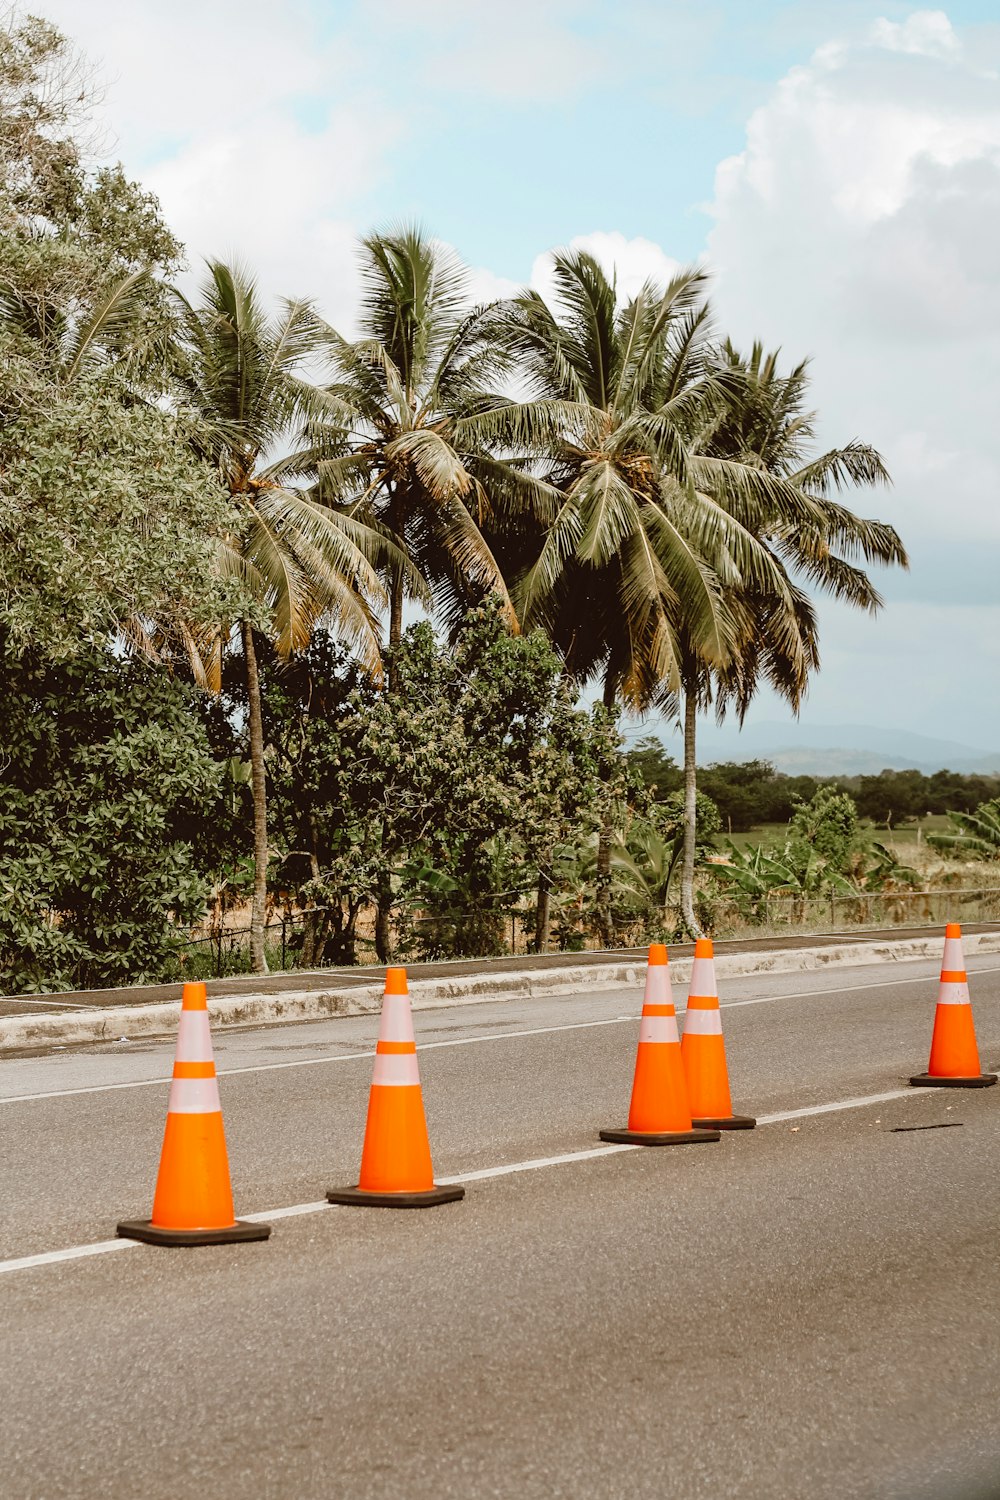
[534,868,552,953]
[389,577,404,654]
[242,621,270,974]
[374,874,392,965]
[594,675,617,948]
[680,677,705,941]
[387,486,405,689]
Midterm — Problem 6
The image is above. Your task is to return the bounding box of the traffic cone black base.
[909,1072,996,1090]
[599,1127,720,1147]
[326,1184,466,1209]
[691,1113,757,1130]
[116,1218,271,1246]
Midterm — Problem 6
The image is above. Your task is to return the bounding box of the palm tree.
[297,227,558,666]
[173,261,413,972]
[670,340,907,935]
[491,253,829,942]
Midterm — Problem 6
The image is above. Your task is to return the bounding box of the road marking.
[0,1085,941,1278]
[439,1144,637,1184]
[0,1239,139,1274]
[756,1088,933,1123]
[243,1202,327,1223]
[438,1087,937,1180]
[720,964,1000,1010]
[4,962,999,1107]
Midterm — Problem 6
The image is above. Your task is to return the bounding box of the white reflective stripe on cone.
[643,965,673,1006]
[371,1052,421,1087]
[378,994,416,1044]
[936,983,971,1006]
[687,958,716,997]
[638,1013,680,1045]
[941,936,965,972]
[167,1076,222,1114]
[682,1009,723,1036]
[174,1011,214,1063]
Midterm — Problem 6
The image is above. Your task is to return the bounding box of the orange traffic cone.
[117,982,270,1245]
[600,944,720,1146]
[327,968,465,1207]
[910,924,997,1089]
[681,938,756,1130]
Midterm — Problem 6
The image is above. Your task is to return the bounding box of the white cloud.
[35,0,392,328]
[145,105,396,329]
[42,0,352,157]
[871,10,961,60]
[708,10,1000,548]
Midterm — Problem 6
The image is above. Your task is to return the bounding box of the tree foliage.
[0,644,223,993]
[253,610,633,961]
[0,12,238,661]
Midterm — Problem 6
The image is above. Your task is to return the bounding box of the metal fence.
[169,886,1000,978]
[711,886,1000,939]
[170,905,536,978]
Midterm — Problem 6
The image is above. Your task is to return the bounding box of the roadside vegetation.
[1,14,995,993]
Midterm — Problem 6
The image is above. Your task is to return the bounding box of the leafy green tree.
[854,771,917,827]
[257,610,633,962]
[0,14,236,661]
[0,644,224,993]
[626,736,684,799]
[787,785,859,874]
[925,771,1000,815]
[697,760,781,832]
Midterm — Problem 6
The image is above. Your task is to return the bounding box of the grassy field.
[721,815,956,855]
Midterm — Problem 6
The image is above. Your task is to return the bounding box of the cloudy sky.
[40,1,1000,751]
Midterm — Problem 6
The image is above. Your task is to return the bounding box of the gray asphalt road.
[2,956,999,1500]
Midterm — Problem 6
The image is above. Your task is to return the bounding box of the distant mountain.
[625,719,1000,776]
[748,747,1000,777]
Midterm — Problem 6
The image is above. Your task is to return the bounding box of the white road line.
[4,963,999,1107]
[438,1087,936,1180]
[242,1202,327,1224]
[757,1087,933,1124]
[0,1239,138,1274]
[0,1084,943,1278]
[721,964,1000,1010]
[439,1144,637,1184]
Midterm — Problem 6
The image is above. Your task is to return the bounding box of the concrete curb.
[5,930,1000,1057]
